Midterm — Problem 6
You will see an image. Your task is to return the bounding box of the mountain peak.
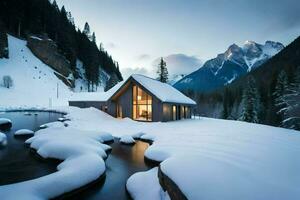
[174,39,285,92]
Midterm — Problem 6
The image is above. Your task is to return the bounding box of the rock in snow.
[0,132,7,147]
[14,129,34,136]
[120,135,135,144]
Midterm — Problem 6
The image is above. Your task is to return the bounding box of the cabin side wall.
[162,103,172,122]
[69,101,106,109]
[152,97,163,122]
[115,83,133,118]
[162,103,193,122]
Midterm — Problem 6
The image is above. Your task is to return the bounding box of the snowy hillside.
[0,35,72,108]
[74,60,109,92]
[174,40,284,92]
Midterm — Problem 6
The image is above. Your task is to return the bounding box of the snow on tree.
[157,57,168,83]
[105,73,119,92]
[67,12,74,25]
[273,70,289,122]
[239,76,260,123]
[278,67,300,130]
[2,75,13,88]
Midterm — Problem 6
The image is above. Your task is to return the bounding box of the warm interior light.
[137,95,142,100]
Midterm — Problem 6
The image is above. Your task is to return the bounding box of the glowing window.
[132,85,152,121]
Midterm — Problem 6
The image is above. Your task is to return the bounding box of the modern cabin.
[69,74,196,122]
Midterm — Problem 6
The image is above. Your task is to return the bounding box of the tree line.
[0,0,123,91]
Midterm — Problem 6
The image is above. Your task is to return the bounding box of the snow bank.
[0,125,109,199]
[160,154,300,200]
[120,135,135,144]
[0,118,12,125]
[126,167,169,200]
[14,129,34,136]
[0,132,7,147]
[132,132,145,139]
[1,107,299,200]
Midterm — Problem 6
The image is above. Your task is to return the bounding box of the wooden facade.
[69,76,195,122]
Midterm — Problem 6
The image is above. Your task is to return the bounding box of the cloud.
[105,42,117,49]
[136,54,151,61]
[152,54,202,77]
[121,67,151,79]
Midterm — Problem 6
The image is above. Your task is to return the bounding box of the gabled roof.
[112,74,196,105]
[69,74,196,105]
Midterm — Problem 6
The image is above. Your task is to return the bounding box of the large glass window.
[133,85,152,121]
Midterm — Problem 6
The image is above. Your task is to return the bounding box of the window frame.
[132,85,153,121]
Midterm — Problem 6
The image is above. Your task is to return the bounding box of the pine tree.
[92,32,96,44]
[83,22,91,39]
[221,89,229,119]
[105,73,119,91]
[279,67,300,130]
[99,43,104,51]
[157,58,168,83]
[52,0,59,11]
[239,76,260,123]
[273,70,289,123]
[67,12,74,25]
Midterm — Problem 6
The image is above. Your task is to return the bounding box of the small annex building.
[69,74,196,122]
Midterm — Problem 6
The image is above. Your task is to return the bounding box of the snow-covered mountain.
[174,40,284,92]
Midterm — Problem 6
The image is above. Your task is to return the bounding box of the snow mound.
[0,132,7,147]
[98,132,114,143]
[140,134,155,142]
[0,125,107,199]
[0,118,12,125]
[126,167,169,200]
[39,124,48,129]
[120,135,135,144]
[15,129,34,136]
[160,154,300,200]
[132,132,146,139]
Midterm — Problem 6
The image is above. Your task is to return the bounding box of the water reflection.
[0,111,63,185]
[68,140,151,200]
[131,141,149,165]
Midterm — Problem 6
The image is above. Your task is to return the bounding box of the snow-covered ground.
[0,107,299,199]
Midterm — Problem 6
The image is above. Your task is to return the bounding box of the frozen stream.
[0,111,152,199]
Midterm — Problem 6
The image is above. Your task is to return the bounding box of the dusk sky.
[56,0,300,79]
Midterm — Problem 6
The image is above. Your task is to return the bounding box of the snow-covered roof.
[130,74,196,105]
[69,74,196,105]
[69,81,124,102]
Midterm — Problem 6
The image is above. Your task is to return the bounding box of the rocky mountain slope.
[174,41,284,92]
